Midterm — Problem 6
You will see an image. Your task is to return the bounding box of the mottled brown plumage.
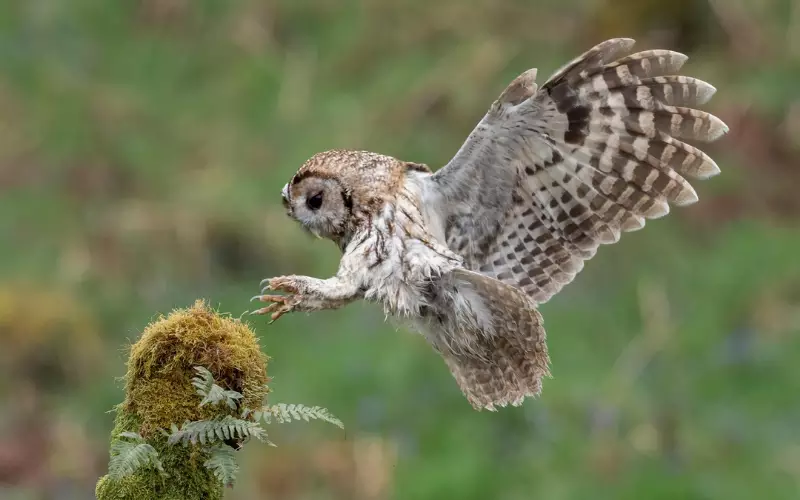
[252,39,728,410]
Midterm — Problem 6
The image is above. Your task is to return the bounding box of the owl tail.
[441,269,551,411]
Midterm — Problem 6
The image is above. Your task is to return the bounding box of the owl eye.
[306,191,324,210]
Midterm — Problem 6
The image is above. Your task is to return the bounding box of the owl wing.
[429,38,727,304]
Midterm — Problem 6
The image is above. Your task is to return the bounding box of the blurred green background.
[1,0,799,499]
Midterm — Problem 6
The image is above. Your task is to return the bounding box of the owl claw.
[249,294,298,323]
[251,294,289,304]
[258,276,301,295]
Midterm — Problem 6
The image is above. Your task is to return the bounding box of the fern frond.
[108,432,165,479]
[192,366,215,397]
[203,386,243,410]
[168,416,270,446]
[192,366,244,410]
[258,404,344,429]
[203,444,240,488]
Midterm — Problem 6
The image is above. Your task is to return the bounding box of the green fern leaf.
[259,404,343,429]
[168,416,270,446]
[108,432,165,480]
[192,366,244,409]
[203,444,239,488]
[192,366,214,398]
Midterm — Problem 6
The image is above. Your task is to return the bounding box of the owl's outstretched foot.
[250,274,359,321]
[250,294,299,323]
[251,276,303,323]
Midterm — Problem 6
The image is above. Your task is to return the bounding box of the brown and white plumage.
[435,38,726,304]
[253,39,728,410]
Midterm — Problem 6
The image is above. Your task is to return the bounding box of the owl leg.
[250,275,360,322]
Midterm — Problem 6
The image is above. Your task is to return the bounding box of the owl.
[252,39,728,410]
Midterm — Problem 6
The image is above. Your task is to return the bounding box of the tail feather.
[437,269,550,411]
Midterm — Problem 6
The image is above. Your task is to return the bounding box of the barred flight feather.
[436,38,728,306]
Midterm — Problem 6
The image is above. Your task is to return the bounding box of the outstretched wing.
[429,38,728,304]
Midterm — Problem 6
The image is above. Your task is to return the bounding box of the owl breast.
[342,173,462,319]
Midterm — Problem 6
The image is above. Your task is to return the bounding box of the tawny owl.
[251,39,728,410]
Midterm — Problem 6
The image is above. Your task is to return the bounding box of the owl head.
[280,149,429,247]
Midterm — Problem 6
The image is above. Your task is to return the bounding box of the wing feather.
[429,38,727,304]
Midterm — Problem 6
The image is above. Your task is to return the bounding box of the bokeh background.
[1,0,799,499]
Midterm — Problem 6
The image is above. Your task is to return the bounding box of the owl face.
[281,175,352,242]
[280,149,412,246]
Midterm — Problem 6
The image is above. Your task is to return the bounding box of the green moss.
[96,300,269,499]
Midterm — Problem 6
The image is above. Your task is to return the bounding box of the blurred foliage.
[0,0,798,499]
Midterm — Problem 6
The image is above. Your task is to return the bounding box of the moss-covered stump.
[96,300,269,499]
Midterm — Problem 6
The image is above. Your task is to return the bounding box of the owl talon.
[268,307,290,324]
[258,276,301,295]
[251,294,290,305]
[249,294,299,323]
